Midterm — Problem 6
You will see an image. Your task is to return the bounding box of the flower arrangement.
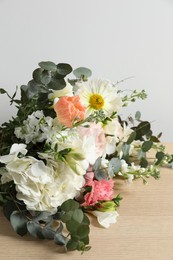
[0,61,172,253]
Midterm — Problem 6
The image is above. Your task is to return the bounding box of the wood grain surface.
[0,143,173,260]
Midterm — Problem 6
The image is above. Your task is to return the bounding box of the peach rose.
[54,96,86,128]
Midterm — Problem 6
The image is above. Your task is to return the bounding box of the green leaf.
[135,111,141,121]
[82,214,90,225]
[72,209,84,224]
[108,158,121,177]
[122,143,130,161]
[32,211,52,223]
[66,239,79,251]
[54,232,68,245]
[141,141,153,152]
[61,211,73,223]
[57,63,73,76]
[0,88,7,94]
[32,68,43,83]
[150,136,160,142]
[92,157,102,172]
[126,131,136,144]
[94,169,107,180]
[73,67,92,80]
[140,157,148,167]
[10,211,28,236]
[66,219,80,234]
[27,221,44,239]
[47,78,66,90]
[41,70,51,85]
[39,61,57,72]
[138,121,151,136]
[42,226,55,240]
[61,199,79,212]
[76,224,90,239]
[155,151,165,165]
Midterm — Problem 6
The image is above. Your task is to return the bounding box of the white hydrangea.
[0,144,85,213]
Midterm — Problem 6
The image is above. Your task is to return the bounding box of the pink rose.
[54,96,86,128]
[77,122,106,162]
[82,171,114,206]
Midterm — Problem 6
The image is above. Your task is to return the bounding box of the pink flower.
[82,171,114,206]
[54,96,86,128]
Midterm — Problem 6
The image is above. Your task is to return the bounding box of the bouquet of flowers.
[0,61,172,253]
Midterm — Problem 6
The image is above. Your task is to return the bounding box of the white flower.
[78,79,122,116]
[103,118,123,155]
[1,145,85,213]
[91,210,119,228]
[0,143,27,164]
[14,111,54,144]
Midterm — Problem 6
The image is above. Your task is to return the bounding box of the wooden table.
[0,143,173,260]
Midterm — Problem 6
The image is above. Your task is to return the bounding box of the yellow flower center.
[89,94,104,110]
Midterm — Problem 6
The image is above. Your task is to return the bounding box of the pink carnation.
[82,171,114,206]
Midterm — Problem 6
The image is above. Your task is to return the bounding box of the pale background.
[0,0,173,141]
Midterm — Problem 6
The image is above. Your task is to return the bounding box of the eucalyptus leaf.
[41,70,51,85]
[93,157,101,172]
[141,141,153,152]
[155,151,165,165]
[54,232,67,245]
[94,169,107,180]
[42,226,55,240]
[138,121,151,136]
[140,157,148,167]
[10,211,28,236]
[126,131,136,144]
[32,68,43,83]
[135,111,141,121]
[66,239,79,251]
[47,78,66,90]
[39,61,57,72]
[73,67,92,80]
[27,221,44,239]
[66,219,80,234]
[61,199,79,212]
[57,63,72,76]
[72,209,84,224]
[108,158,121,177]
[76,224,90,239]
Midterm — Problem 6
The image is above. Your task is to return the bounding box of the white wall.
[0,0,173,141]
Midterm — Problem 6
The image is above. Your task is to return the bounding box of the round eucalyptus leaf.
[39,61,57,72]
[57,63,72,76]
[141,141,153,152]
[73,67,92,79]
[48,78,66,90]
[27,221,44,239]
[72,209,84,224]
[32,68,43,83]
[61,199,79,212]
